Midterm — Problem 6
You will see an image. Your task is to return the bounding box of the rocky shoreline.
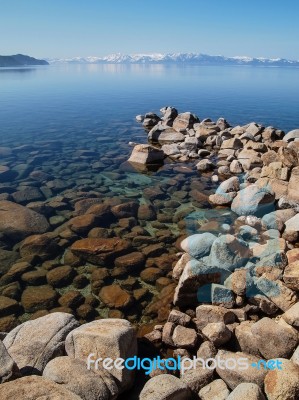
[0,107,299,398]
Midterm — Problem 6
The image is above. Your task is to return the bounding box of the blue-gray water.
[1,64,299,145]
[0,64,299,330]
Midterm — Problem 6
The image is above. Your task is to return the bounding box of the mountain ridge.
[47,52,299,67]
[0,54,49,67]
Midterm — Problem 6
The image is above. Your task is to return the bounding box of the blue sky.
[1,0,299,59]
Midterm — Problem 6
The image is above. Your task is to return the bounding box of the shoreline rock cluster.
[128,107,299,399]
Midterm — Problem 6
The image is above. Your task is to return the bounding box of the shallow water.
[0,64,299,328]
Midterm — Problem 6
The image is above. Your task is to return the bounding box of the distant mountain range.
[47,53,299,67]
[0,54,49,67]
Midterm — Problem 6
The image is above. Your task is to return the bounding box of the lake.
[0,64,299,331]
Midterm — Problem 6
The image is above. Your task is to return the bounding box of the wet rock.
[0,296,20,317]
[251,317,298,359]
[3,312,79,374]
[70,238,131,265]
[199,379,230,400]
[231,185,275,216]
[140,374,192,400]
[264,358,299,400]
[114,251,145,273]
[128,144,164,165]
[0,200,49,241]
[140,267,163,283]
[216,350,267,389]
[99,284,133,309]
[19,233,60,260]
[138,204,156,220]
[46,265,75,287]
[65,319,137,392]
[21,285,58,312]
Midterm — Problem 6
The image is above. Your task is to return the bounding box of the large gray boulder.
[180,233,216,259]
[0,375,81,399]
[3,312,79,374]
[0,340,19,383]
[231,185,275,217]
[0,200,49,242]
[227,383,265,400]
[43,356,118,400]
[140,374,192,400]
[65,319,137,393]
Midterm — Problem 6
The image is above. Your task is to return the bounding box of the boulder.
[202,322,231,346]
[282,303,299,327]
[195,305,235,331]
[208,234,251,271]
[180,233,216,259]
[43,356,118,400]
[264,358,299,400]
[231,185,275,217]
[140,374,192,400]
[0,375,81,399]
[287,166,299,202]
[172,325,198,349]
[180,365,214,393]
[99,284,133,309]
[65,319,137,392]
[128,144,164,165]
[198,379,230,400]
[21,285,58,312]
[0,340,19,383]
[19,233,60,260]
[226,383,266,400]
[216,350,267,389]
[173,112,199,131]
[167,310,191,327]
[0,200,49,242]
[285,213,299,232]
[283,128,299,142]
[3,312,79,374]
[70,238,131,265]
[283,261,299,291]
[216,177,240,194]
[251,317,298,359]
[158,130,185,144]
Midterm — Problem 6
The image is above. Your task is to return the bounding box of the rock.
[161,143,181,156]
[227,383,266,400]
[282,303,299,327]
[209,192,236,206]
[140,374,192,400]
[172,325,198,349]
[173,112,199,131]
[65,319,137,392]
[262,208,296,231]
[195,305,235,330]
[70,238,131,265]
[198,379,230,400]
[111,201,139,218]
[264,358,299,400]
[285,213,299,232]
[0,375,81,399]
[47,265,75,287]
[256,277,298,311]
[158,130,185,144]
[283,261,299,291]
[292,346,299,367]
[0,200,49,241]
[287,167,299,202]
[221,138,243,150]
[43,356,118,400]
[167,310,191,327]
[172,253,191,280]
[138,204,157,220]
[196,159,215,172]
[19,233,60,260]
[216,350,267,389]
[283,129,299,142]
[114,251,145,273]
[180,365,214,393]
[277,147,298,168]
[230,160,243,174]
[231,185,275,217]
[128,144,164,165]
[251,317,298,359]
[99,284,133,309]
[21,285,58,312]
[208,234,251,271]
[3,312,79,374]
[235,321,261,357]
[180,233,216,259]
[0,296,20,316]
[216,177,240,194]
[197,341,217,359]
[173,259,231,307]
[0,340,19,383]
[202,322,232,346]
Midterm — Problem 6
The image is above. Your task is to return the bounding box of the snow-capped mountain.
[46,53,299,67]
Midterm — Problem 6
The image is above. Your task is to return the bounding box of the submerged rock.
[128,144,164,165]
